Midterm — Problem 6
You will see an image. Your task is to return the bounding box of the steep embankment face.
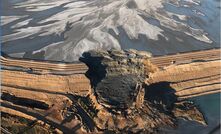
[2,0,220,61]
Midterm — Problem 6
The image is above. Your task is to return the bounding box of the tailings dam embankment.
[1,49,220,133]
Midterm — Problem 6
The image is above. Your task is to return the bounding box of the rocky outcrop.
[80,49,157,109]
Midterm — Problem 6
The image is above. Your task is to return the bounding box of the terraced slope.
[147,60,221,99]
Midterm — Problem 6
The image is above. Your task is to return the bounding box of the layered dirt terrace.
[1,49,220,133]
